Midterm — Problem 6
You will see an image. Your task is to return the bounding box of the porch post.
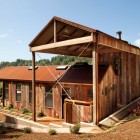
[54,20,57,42]
[32,52,36,121]
[2,81,5,106]
[92,32,99,125]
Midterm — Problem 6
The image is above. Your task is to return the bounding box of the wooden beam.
[30,36,93,52]
[47,25,67,43]
[32,52,36,121]
[92,33,99,125]
[54,20,57,42]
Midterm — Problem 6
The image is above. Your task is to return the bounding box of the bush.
[23,127,32,133]
[70,123,80,134]
[8,103,13,110]
[37,112,44,117]
[22,107,29,114]
[48,129,57,135]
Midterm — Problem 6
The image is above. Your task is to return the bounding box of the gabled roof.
[29,16,140,56]
[29,16,95,47]
[0,66,67,83]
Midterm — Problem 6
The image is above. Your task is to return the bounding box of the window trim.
[45,84,53,108]
[16,83,22,102]
[29,83,32,104]
[4,82,9,99]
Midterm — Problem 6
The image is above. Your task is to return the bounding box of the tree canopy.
[0,55,92,69]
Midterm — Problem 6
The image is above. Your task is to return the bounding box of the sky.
[0,0,140,62]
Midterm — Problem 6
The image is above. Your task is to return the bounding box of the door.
[61,87,70,118]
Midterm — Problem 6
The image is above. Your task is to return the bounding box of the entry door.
[62,87,70,118]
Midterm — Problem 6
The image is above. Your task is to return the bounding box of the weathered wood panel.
[98,52,140,121]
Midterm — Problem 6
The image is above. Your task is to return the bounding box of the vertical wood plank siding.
[98,52,140,121]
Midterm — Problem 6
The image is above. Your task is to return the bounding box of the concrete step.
[49,123,63,128]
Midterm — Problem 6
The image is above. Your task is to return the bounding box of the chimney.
[116,31,122,40]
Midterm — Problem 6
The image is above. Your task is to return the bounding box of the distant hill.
[0,55,92,69]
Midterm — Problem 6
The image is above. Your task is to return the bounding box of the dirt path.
[0,119,140,140]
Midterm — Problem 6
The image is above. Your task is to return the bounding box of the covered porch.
[29,16,140,125]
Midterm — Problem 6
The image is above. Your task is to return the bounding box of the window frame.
[29,83,32,104]
[4,82,9,99]
[16,83,22,102]
[45,84,53,108]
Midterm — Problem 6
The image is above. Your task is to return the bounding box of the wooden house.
[0,66,67,118]
[29,16,140,124]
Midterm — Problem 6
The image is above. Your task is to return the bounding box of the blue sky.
[0,0,140,62]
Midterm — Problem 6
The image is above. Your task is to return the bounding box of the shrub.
[22,107,29,114]
[37,112,44,117]
[70,123,80,134]
[48,129,57,135]
[23,127,32,133]
[8,103,13,110]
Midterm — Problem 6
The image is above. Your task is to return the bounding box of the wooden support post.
[32,52,36,121]
[54,20,57,42]
[92,32,99,125]
[2,81,5,106]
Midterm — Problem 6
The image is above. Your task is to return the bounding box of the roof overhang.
[29,16,140,57]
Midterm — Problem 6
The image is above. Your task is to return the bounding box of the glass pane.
[16,84,21,90]
[5,89,9,99]
[29,91,32,103]
[45,94,53,107]
[16,93,21,101]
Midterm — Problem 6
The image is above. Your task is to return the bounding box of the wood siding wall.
[98,52,140,121]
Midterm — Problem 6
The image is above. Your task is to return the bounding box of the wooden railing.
[64,99,93,123]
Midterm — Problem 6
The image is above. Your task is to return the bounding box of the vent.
[56,66,68,70]
[28,66,38,70]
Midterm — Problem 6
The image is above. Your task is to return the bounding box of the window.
[16,83,21,101]
[45,85,53,107]
[29,83,32,104]
[4,82,9,99]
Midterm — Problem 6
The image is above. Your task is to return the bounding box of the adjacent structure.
[0,66,67,117]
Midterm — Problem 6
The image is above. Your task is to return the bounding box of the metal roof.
[0,66,67,83]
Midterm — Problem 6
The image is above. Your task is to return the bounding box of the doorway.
[61,87,70,118]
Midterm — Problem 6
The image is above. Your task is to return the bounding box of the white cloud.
[134,39,140,47]
[17,39,23,44]
[0,33,8,38]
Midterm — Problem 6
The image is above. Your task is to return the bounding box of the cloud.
[134,39,140,47]
[17,39,23,45]
[0,33,8,38]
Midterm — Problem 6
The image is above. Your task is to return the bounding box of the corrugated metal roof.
[0,66,67,82]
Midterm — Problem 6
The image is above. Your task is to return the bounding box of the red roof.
[0,66,67,83]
